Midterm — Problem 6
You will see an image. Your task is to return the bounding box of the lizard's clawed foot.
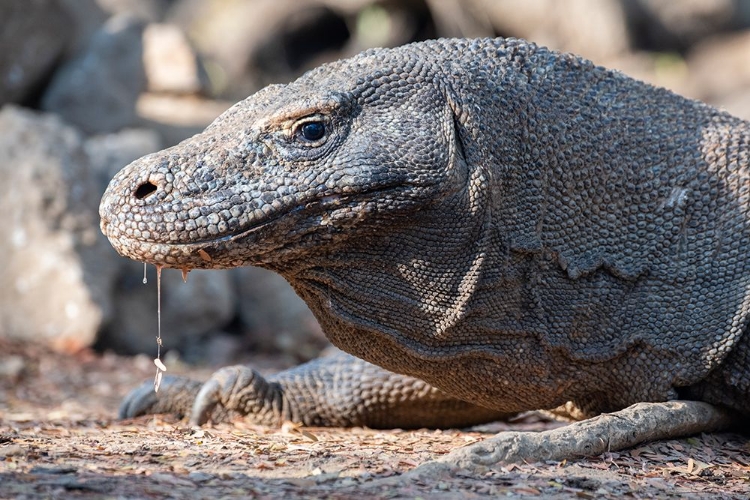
[406,400,740,473]
[119,367,278,426]
[119,375,203,420]
[190,365,282,426]
[118,353,511,429]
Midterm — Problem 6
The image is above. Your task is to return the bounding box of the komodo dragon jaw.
[99,62,467,271]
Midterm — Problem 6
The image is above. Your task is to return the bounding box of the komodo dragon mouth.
[99,181,405,270]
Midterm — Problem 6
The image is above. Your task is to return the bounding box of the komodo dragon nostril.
[134,181,158,200]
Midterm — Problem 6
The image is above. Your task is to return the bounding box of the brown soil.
[1,338,748,499]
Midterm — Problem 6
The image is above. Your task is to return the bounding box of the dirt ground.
[1,338,748,499]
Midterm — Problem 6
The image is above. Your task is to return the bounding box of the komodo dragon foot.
[120,350,510,430]
[410,401,740,470]
[121,352,742,466]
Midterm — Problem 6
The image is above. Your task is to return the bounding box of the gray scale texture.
[120,351,507,429]
[100,38,750,425]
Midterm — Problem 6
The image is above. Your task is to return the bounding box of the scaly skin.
[120,350,509,429]
[101,38,749,436]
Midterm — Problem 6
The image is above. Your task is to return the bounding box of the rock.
[170,0,441,98]
[85,128,163,185]
[424,0,495,39]
[687,31,750,102]
[56,0,169,58]
[99,254,327,362]
[41,14,146,135]
[95,0,171,22]
[56,0,109,57]
[710,89,750,122]
[234,267,327,360]
[347,0,436,50]
[170,0,368,98]
[3,97,317,360]
[0,0,72,106]
[189,332,246,367]
[135,93,232,146]
[143,23,210,95]
[0,106,117,352]
[0,107,171,354]
[99,266,236,356]
[622,0,748,52]
[0,355,26,383]
[466,0,629,64]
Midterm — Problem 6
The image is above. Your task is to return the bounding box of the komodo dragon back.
[100,38,750,418]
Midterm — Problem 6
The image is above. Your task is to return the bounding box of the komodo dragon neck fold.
[287,137,493,344]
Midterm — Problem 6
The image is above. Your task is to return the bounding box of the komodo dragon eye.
[297,121,326,142]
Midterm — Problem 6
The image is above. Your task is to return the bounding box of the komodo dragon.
[99,38,748,465]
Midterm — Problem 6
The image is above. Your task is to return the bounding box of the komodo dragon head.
[99,44,475,272]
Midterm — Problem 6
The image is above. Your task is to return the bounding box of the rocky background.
[2,0,750,368]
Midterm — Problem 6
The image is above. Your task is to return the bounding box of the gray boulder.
[42,14,146,134]
[234,267,327,360]
[0,0,72,106]
[466,0,630,64]
[687,31,750,102]
[143,23,210,95]
[0,106,115,351]
[100,265,236,357]
[85,127,163,184]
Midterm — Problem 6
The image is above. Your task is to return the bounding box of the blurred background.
[2,0,750,369]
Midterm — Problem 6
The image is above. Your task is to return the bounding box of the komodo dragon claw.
[119,375,202,420]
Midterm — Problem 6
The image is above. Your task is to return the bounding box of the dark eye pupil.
[300,122,325,141]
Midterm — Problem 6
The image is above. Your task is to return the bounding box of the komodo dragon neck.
[283,163,495,352]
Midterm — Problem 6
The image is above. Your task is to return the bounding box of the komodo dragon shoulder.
[100,37,747,465]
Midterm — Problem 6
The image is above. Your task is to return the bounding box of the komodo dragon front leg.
[101,37,749,466]
[120,350,511,429]
[120,357,740,470]
[121,353,739,464]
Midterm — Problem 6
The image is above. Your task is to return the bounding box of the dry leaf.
[299,430,319,442]
[154,369,163,392]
